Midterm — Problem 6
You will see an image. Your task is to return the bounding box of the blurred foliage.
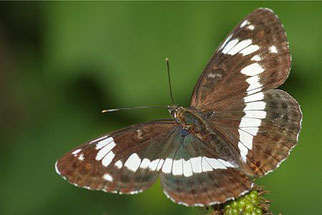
[0,2,321,215]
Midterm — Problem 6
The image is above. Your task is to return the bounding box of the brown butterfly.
[55,8,302,206]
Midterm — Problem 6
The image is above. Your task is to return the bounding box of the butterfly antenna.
[102,105,166,113]
[165,57,175,105]
[102,59,174,113]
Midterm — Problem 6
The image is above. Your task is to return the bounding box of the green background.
[0,2,321,215]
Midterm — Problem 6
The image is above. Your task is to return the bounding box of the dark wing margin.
[190,8,291,111]
[55,119,177,194]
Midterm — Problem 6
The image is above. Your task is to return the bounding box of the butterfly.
[55,8,302,207]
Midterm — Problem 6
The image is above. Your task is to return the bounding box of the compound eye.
[170,110,177,118]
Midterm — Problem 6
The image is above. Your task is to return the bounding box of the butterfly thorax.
[168,105,208,136]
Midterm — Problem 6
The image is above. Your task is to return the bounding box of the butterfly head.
[168,105,191,128]
[167,105,183,119]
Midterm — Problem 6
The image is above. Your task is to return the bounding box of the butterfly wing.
[190,8,291,111]
[159,133,253,206]
[208,89,302,177]
[55,119,178,194]
[190,8,302,176]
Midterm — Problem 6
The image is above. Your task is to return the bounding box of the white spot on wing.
[247,25,255,30]
[95,140,116,161]
[238,142,248,162]
[241,63,264,76]
[239,118,261,127]
[251,55,261,61]
[269,45,278,53]
[190,157,202,173]
[222,38,239,54]
[115,160,123,169]
[245,110,267,119]
[241,127,259,136]
[240,19,249,28]
[96,137,113,149]
[102,151,115,167]
[149,159,160,171]
[247,87,262,95]
[124,153,141,172]
[72,149,81,156]
[246,76,262,91]
[227,39,252,55]
[207,72,222,79]
[218,159,235,168]
[246,75,260,85]
[205,157,226,169]
[244,101,266,111]
[201,157,212,172]
[238,129,253,150]
[244,92,264,103]
[140,158,150,169]
[103,173,113,182]
[78,153,84,161]
[162,158,173,174]
[172,159,183,176]
[183,159,193,177]
[136,129,143,139]
[157,159,165,171]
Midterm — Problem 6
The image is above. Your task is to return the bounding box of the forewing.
[190,8,291,111]
[55,120,177,194]
[208,89,302,177]
[159,134,253,206]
